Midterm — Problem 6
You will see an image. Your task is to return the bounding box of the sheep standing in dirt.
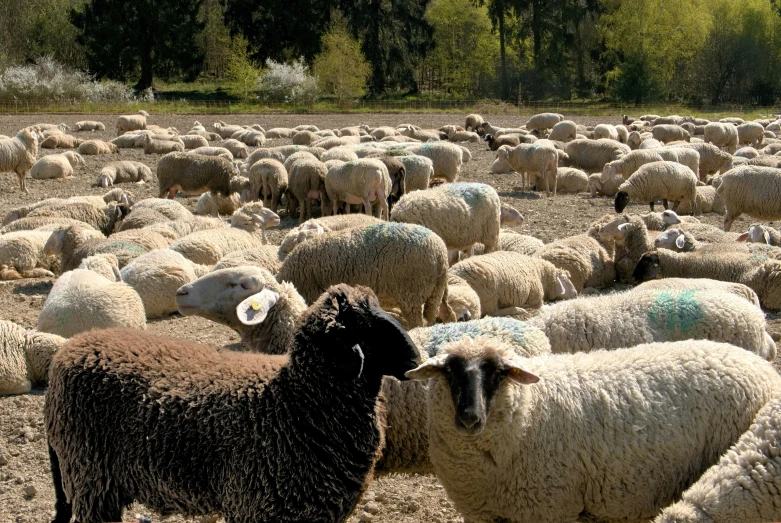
[614,161,698,214]
[0,128,39,193]
[498,141,558,196]
[525,112,564,131]
[564,139,631,173]
[737,121,765,148]
[30,152,84,180]
[287,159,330,223]
[705,122,739,153]
[116,110,149,135]
[325,159,392,219]
[465,114,484,132]
[403,142,464,182]
[652,124,691,143]
[248,159,288,212]
[157,152,248,210]
[0,321,64,395]
[717,165,781,231]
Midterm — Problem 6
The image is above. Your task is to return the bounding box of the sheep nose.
[459,410,480,429]
[176,288,189,296]
[460,310,471,322]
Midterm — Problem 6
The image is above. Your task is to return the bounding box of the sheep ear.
[405,354,448,381]
[617,222,633,232]
[503,360,540,384]
[675,235,686,249]
[236,289,279,325]
[737,233,748,242]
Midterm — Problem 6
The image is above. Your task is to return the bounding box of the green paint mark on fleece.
[423,318,530,357]
[647,290,702,332]
[448,183,492,207]
[363,222,431,246]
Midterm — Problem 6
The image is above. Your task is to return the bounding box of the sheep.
[663,214,742,243]
[548,120,577,142]
[377,156,407,209]
[38,266,146,338]
[633,249,781,311]
[72,121,105,132]
[564,138,631,173]
[391,183,501,263]
[324,159,391,219]
[212,245,283,273]
[0,217,95,235]
[213,122,245,139]
[157,152,248,208]
[721,117,745,125]
[652,124,691,143]
[195,191,242,216]
[0,228,57,279]
[320,147,358,163]
[639,137,663,149]
[178,134,209,150]
[115,110,149,135]
[189,146,234,161]
[594,123,620,141]
[130,198,194,221]
[485,134,521,151]
[77,139,119,155]
[29,201,126,236]
[286,159,330,223]
[277,222,456,329]
[465,114,484,132]
[292,130,318,145]
[0,128,39,192]
[449,252,577,317]
[736,121,764,148]
[187,129,221,141]
[278,214,383,258]
[0,321,64,395]
[30,151,84,180]
[529,287,776,359]
[705,122,739,153]
[746,155,781,169]
[602,147,700,182]
[110,133,144,149]
[734,146,760,159]
[588,169,624,197]
[394,155,433,191]
[596,213,657,283]
[403,142,463,182]
[3,189,130,224]
[739,224,781,246]
[535,232,616,291]
[220,138,249,159]
[654,397,781,523]
[247,145,324,166]
[40,134,84,149]
[614,161,698,214]
[717,166,781,231]
[653,227,759,255]
[140,134,185,154]
[525,112,564,131]
[498,141,558,195]
[44,284,420,523]
[231,129,266,147]
[96,160,152,187]
[406,338,781,523]
[636,278,761,306]
[673,185,725,215]
[669,142,733,178]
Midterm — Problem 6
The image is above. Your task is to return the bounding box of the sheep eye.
[240,282,253,289]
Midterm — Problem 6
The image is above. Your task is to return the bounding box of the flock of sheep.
[2,109,781,522]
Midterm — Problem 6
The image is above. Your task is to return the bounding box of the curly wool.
[718,166,781,231]
[0,321,64,395]
[423,339,781,523]
[325,159,391,219]
[636,278,761,307]
[212,245,282,273]
[618,161,698,211]
[157,152,240,200]
[277,222,454,329]
[28,201,122,236]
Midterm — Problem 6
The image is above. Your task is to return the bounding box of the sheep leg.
[649,201,655,211]
[724,212,740,232]
[447,250,460,266]
[167,187,178,200]
[663,199,669,210]
[671,200,680,212]
[401,302,425,329]
[48,445,72,523]
[363,198,373,217]
[17,171,28,193]
[299,198,308,224]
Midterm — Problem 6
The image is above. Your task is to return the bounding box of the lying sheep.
[78,139,119,155]
[140,134,185,154]
[212,245,283,274]
[529,287,776,359]
[450,252,577,316]
[548,120,577,141]
[391,183,502,263]
[535,232,616,291]
[277,222,456,328]
[550,167,588,193]
[739,224,781,246]
[97,161,151,187]
[72,121,105,132]
[195,191,242,217]
[717,166,781,231]
[636,278,761,307]
[189,146,233,161]
[705,122,739,153]
[221,138,250,158]
[40,134,84,149]
[614,161,698,214]
[325,159,392,219]
[213,121,244,139]
[278,214,383,258]
[30,152,84,180]
[588,169,624,197]
[654,397,781,523]
[653,227,756,255]
[485,134,521,151]
[0,230,56,280]
[498,141,558,195]
[0,321,64,395]
[44,285,420,523]
[674,185,725,215]
[179,134,209,150]
[598,214,655,283]
[29,201,126,236]
[130,198,194,221]
[0,128,39,192]
[407,338,781,523]
[157,152,248,209]
[115,110,149,135]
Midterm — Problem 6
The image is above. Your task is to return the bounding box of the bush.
[0,56,136,102]
[313,26,371,101]
[257,58,318,104]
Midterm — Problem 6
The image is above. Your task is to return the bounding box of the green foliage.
[198,0,231,79]
[226,36,262,101]
[313,24,371,100]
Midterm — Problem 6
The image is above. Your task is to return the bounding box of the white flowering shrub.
[0,56,136,102]
[257,58,318,104]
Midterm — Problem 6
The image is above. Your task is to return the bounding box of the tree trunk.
[498,0,508,100]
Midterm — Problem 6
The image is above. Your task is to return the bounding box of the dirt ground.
[0,112,771,523]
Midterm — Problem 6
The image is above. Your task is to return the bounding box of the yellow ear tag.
[653,263,659,267]
[251,300,261,311]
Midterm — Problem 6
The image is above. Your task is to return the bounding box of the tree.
[71,0,205,90]
[198,0,231,79]
[474,0,512,99]
[313,24,371,100]
[226,36,261,101]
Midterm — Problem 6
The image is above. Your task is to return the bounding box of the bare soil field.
[0,113,770,523]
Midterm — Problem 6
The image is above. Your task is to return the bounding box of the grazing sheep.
[548,120,577,142]
[737,122,765,148]
[465,114,484,132]
[30,152,84,180]
[44,284,420,523]
[498,141,558,195]
[598,214,654,283]
[633,249,781,311]
[602,147,700,182]
[248,158,288,212]
[525,112,564,131]
[0,321,64,395]
[287,159,330,223]
[717,166,781,231]
[324,159,391,219]
[395,155,433,191]
[407,338,781,523]
[97,161,151,188]
[0,231,56,279]
[564,139,631,173]
[668,142,733,179]
[72,121,105,132]
[0,128,39,192]
[614,161,698,214]
[654,397,781,523]
[157,152,248,208]
[391,183,502,263]
[403,142,464,182]
[705,122,739,153]
[652,124,691,143]
[212,245,283,273]
[78,139,119,155]
[674,185,725,215]
[40,134,84,149]
[115,110,149,135]
[277,222,456,328]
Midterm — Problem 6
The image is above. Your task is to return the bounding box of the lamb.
[37,265,146,338]
[406,338,781,523]
[140,134,185,154]
[449,252,577,316]
[528,287,776,359]
[705,122,739,153]
[395,155,433,191]
[30,152,84,180]
[654,397,781,523]
[737,121,764,148]
[97,161,152,187]
[115,110,149,135]
[287,159,330,223]
[77,139,119,155]
[391,182,502,263]
[0,321,64,395]
[44,284,420,523]
[277,222,456,329]
[652,124,691,143]
[717,166,781,231]
[72,121,105,132]
[497,141,558,195]
[614,161,698,214]
[157,152,248,208]
[212,245,283,274]
[598,213,655,283]
[633,249,781,311]
[0,128,39,192]
[564,139,631,173]
[588,170,624,197]
[169,202,278,265]
[525,112,564,131]
[248,158,288,212]
[39,134,84,149]
[403,142,464,182]
[0,230,57,280]
[673,185,725,215]
[465,114,484,132]
[548,120,577,141]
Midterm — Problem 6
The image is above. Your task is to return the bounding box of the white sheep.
[704,122,739,153]
[194,192,242,217]
[548,120,577,141]
[737,121,764,148]
[78,139,119,155]
[178,134,209,150]
[30,151,84,180]
[525,112,564,131]
[498,141,558,195]
[739,223,781,246]
[140,134,185,154]
[72,121,105,132]
[395,155,433,191]
[325,159,391,219]
[652,124,691,143]
[594,123,620,141]
[564,138,631,173]
[248,158,288,212]
[465,114,484,132]
[0,230,56,280]
[221,138,250,158]
[189,146,234,161]
[0,320,64,395]
[97,161,151,188]
[0,128,39,192]
[403,142,464,182]
[286,158,330,223]
[406,338,781,523]
[614,161,698,214]
[115,110,149,135]
[718,166,781,231]
[673,185,725,215]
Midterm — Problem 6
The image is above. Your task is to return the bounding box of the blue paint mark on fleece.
[447,183,493,207]
[363,222,431,246]
[422,318,531,357]
[648,290,702,332]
